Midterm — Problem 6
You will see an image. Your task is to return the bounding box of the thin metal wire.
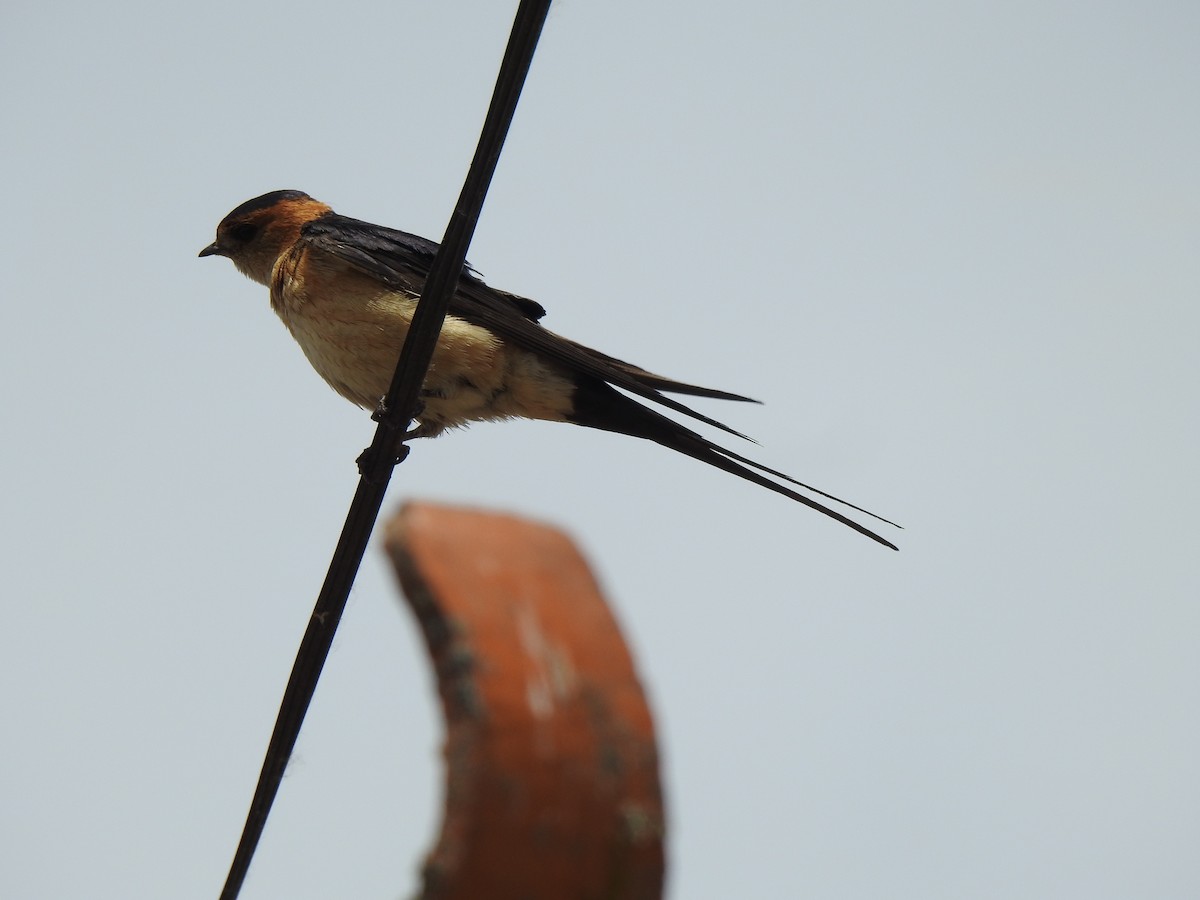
[217,3,553,896]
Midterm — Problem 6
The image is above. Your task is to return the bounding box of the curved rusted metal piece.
[385,502,665,900]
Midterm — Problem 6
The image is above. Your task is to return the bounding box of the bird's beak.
[198,242,224,258]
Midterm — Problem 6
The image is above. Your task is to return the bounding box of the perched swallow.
[200,190,899,548]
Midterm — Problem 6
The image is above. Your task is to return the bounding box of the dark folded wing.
[300,213,760,439]
[300,214,547,322]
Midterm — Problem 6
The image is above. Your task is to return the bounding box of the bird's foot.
[356,442,411,480]
[359,397,428,479]
[371,396,426,423]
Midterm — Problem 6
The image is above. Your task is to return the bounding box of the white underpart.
[274,280,576,434]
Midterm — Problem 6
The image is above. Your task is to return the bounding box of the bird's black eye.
[228,222,258,243]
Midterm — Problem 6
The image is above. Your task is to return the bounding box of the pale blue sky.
[3,2,1198,898]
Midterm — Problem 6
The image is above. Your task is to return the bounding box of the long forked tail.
[567,381,901,550]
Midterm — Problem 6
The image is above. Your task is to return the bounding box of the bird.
[200,190,899,549]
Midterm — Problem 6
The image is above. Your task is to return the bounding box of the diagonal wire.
[217,2,553,897]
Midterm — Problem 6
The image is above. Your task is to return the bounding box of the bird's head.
[199,189,332,285]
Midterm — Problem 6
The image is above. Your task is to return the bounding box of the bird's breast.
[272,256,575,431]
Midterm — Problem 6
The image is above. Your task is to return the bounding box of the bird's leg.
[403,396,437,440]
[357,396,429,478]
[371,396,429,438]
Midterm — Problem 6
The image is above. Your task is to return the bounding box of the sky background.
[3,1,1198,898]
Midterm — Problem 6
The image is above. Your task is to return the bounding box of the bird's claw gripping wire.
[357,397,426,479]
